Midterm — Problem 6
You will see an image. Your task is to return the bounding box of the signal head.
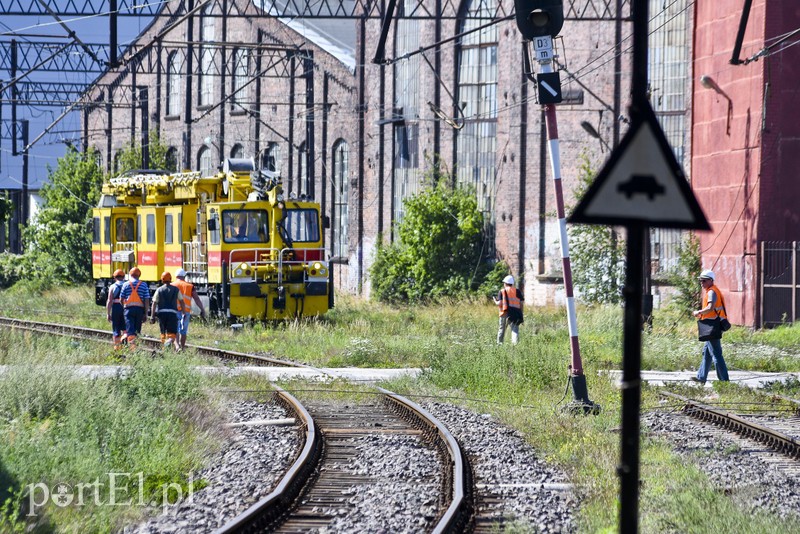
[513,0,564,39]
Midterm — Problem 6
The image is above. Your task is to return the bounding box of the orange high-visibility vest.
[699,284,727,320]
[174,279,193,313]
[124,280,144,307]
[498,287,521,316]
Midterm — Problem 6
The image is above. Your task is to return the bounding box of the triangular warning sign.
[569,104,710,230]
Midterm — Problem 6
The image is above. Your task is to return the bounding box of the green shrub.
[119,354,205,404]
[568,154,625,304]
[370,179,490,303]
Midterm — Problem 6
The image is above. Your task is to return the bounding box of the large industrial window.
[649,0,690,275]
[297,142,309,198]
[391,0,422,225]
[198,146,213,177]
[166,51,181,116]
[456,0,498,251]
[392,123,418,223]
[332,140,349,257]
[199,7,215,107]
[231,48,248,107]
[262,142,281,175]
[165,147,178,172]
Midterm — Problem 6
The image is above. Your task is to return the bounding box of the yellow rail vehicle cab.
[92,161,332,320]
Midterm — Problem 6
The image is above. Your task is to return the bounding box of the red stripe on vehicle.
[137,251,158,266]
[208,250,222,267]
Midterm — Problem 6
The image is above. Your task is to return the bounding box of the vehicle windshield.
[284,208,320,243]
[223,209,269,243]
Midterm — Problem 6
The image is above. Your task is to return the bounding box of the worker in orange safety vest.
[493,275,524,344]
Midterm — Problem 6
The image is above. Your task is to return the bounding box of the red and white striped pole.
[535,41,598,412]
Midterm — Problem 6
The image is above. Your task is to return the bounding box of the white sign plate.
[569,103,710,230]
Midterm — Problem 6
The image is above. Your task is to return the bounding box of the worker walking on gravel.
[173,268,207,350]
[494,275,524,345]
[120,267,150,349]
[150,271,185,351]
[692,270,730,384]
[105,269,127,350]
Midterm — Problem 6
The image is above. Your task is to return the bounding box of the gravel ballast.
[422,401,576,532]
[127,399,301,533]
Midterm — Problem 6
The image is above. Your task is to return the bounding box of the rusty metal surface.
[660,391,800,460]
[0,316,308,367]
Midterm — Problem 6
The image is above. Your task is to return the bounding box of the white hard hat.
[503,275,515,285]
[176,268,187,278]
[698,269,715,281]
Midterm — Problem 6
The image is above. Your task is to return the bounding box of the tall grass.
[0,335,222,532]
[4,285,800,532]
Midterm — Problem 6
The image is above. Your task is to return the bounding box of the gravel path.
[422,401,576,532]
[127,399,301,533]
[644,409,800,521]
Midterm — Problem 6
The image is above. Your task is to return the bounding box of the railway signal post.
[570,1,711,531]
[513,0,599,415]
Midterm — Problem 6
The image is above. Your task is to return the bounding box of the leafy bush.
[370,179,490,303]
[667,232,702,315]
[568,154,625,304]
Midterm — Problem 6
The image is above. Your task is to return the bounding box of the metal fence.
[761,241,800,327]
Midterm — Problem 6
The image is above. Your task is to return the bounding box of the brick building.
[692,0,800,327]
[83,0,713,309]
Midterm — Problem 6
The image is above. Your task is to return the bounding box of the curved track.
[3,315,474,531]
[216,388,472,533]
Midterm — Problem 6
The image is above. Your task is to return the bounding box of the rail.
[660,391,800,460]
[379,387,472,533]
[0,316,311,368]
[213,385,321,534]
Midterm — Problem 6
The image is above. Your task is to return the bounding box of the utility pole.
[513,0,599,414]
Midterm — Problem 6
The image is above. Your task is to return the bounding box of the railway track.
[217,388,471,533]
[660,391,800,461]
[2,315,474,531]
[0,316,310,367]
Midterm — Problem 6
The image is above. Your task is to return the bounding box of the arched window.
[198,146,213,177]
[261,142,281,175]
[297,142,309,198]
[113,150,124,174]
[199,7,215,106]
[391,0,421,224]
[166,51,181,116]
[332,140,349,257]
[165,147,179,172]
[231,48,249,107]
[230,144,244,159]
[456,0,498,248]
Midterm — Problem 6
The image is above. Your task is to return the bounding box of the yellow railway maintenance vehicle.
[92,159,332,320]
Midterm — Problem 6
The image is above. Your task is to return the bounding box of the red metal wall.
[692,0,800,326]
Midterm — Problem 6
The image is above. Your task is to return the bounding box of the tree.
[114,129,171,173]
[23,146,104,283]
[568,154,625,304]
[370,178,489,303]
